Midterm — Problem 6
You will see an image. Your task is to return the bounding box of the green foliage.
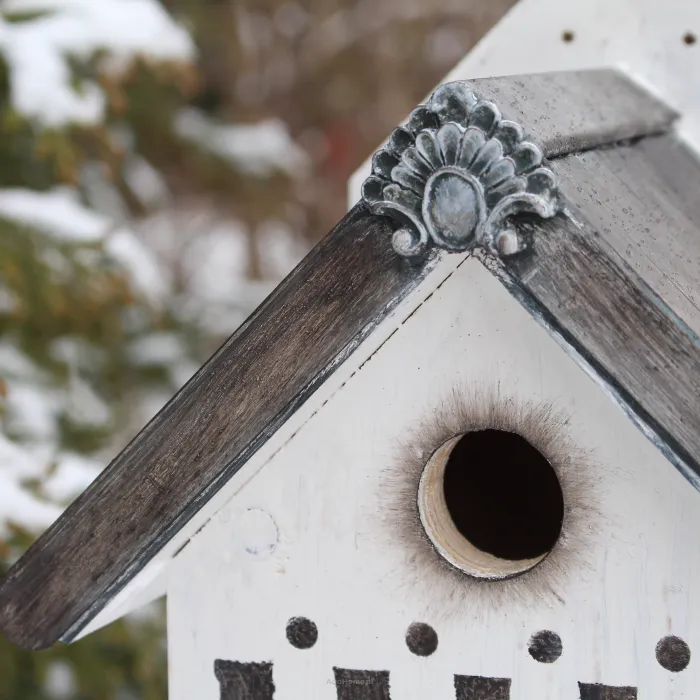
[0,222,131,355]
[1,10,55,24]
[0,595,167,700]
[0,529,168,699]
[0,6,206,698]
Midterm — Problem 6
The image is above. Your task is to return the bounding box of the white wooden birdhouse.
[2,1,700,698]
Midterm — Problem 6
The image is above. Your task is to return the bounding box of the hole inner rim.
[417,431,562,580]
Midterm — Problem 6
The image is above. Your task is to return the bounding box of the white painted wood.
[72,559,166,640]
[348,0,700,205]
[73,248,469,636]
[167,256,700,699]
[75,508,278,639]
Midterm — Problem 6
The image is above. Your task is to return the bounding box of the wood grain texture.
[550,134,700,338]
[0,202,441,651]
[349,68,680,204]
[492,143,700,481]
[466,70,677,158]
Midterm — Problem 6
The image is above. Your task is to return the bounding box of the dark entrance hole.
[443,429,564,561]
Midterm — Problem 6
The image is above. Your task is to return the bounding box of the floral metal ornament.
[361,81,560,258]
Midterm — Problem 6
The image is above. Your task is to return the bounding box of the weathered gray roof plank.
[552,135,700,337]
[497,134,700,487]
[468,69,677,157]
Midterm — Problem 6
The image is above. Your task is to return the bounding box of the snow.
[183,223,250,299]
[172,220,272,335]
[0,477,62,535]
[174,108,310,177]
[105,228,171,305]
[0,187,171,304]
[123,156,170,209]
[0,372,107,533]
[0,339,105,532]
[42,453,101,502]
[64,375,112,429]
[80,161,130,222]
[43,659,77,699]
[0,283,17,313]
[0,190,178,536]
[0,345,62,445]
[132,208,309,337]
[50,336,107,373]
[3,379,61,441]
[123,331,199,388]
[0,436,61,535]
[170,359,200,389]
[0,340,38,379]
[0,0,196,126]
[127,332,186,367]
[0,188,108,242]
[256,220,307,280]
[128,388,174,428]
[0,430,46,481]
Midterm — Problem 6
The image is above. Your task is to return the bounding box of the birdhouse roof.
[1,68,699,652]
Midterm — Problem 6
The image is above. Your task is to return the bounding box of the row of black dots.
[527,631,692,673]
[285,618,691,672]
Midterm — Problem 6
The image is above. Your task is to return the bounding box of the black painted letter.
[332,668,391,700]
[454,675,511,700]
[578,682,637,700]
[214,660,275,700]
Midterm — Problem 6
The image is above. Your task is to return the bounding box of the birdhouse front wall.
[167,255,699,699]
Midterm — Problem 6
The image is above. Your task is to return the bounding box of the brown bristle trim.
[368,383,620,622]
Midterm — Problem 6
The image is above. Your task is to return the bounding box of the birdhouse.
[2,2,700,699]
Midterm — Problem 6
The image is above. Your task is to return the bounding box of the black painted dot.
[562,30,575,43]
[683,32,696,46]
[656,635,691,672]
[286,617,318,649]
[528,630,563,663]
[405,622,438,656]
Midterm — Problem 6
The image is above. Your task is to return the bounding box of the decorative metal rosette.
[361,81,560,258]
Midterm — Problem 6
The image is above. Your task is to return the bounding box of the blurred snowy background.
[0,0,514,697]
